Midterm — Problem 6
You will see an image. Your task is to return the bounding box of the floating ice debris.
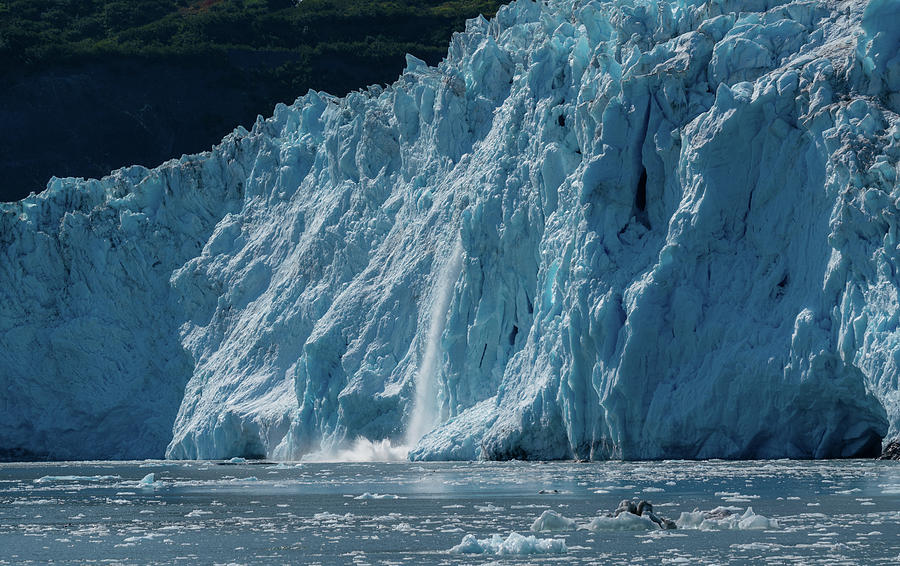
[475,503,505,512]
[450,532,567,555]
[122,533,167,543]
[312,512,354,522]
[184,509,213,518]
[581,513,659,532]
[715,491,761,503]
[354,493,399,500]
[676,507,779,530]
[138,461,169,468]
[531,510,576,532]
[34,475,119,483]
[137,473,164,489]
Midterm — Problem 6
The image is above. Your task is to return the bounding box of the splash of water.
[405,239,463,446]
[302,437,410,462]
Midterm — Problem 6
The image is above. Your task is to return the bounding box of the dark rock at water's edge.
[878,440,900,460]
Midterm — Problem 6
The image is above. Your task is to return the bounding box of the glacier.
[2,0,900,461]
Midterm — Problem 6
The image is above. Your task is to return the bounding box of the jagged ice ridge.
[1,0,899,461]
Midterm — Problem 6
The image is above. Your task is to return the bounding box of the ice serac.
[2,0,899,461]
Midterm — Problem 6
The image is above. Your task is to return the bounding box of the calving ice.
[1,0,899,462]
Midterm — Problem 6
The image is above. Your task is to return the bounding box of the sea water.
[1,460,899,564]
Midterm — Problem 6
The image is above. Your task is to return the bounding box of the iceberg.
[531,509,577,532]
[676,506,780,531]
[449,532,567,555]
[1,0,899,461]
[581,512,660,532]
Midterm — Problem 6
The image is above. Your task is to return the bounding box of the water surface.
[1,460,899,564]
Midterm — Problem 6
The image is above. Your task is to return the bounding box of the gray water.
[1,460,899,564]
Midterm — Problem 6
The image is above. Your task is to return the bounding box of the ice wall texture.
[2,0,899,461]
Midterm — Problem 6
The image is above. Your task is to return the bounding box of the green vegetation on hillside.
[0,0,503,83]
[0,0,505,201]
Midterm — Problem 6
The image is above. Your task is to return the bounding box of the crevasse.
[1,0,899,461]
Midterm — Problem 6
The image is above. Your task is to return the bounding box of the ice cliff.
[2,0,900,461]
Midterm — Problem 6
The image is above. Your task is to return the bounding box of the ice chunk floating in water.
[531,510,577,532]
[676,507,780,531]
[2,0,900,460]
[450,532,567,555]
[581,513,659,532]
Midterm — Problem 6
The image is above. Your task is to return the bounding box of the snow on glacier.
[1,0,899,461]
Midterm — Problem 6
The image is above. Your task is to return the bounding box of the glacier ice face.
[2,0,899,461]
[0,162,245,459]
